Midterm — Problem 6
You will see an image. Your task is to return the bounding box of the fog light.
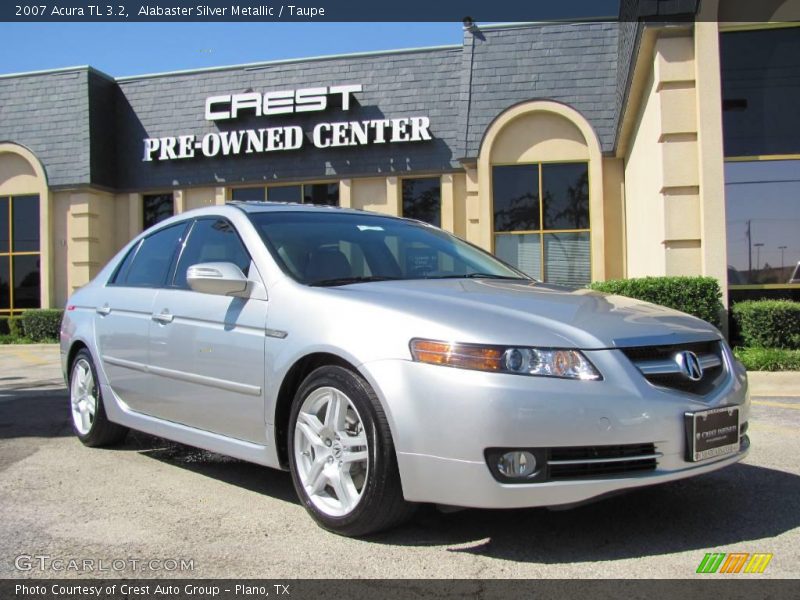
[496,450,537,478]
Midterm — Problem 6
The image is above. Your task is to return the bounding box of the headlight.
[409,339,601,380]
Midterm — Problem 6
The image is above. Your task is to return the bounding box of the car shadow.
[0,389,73,439]
[121,430,299,505]
[6,389,797,560]
[368,462,800,563]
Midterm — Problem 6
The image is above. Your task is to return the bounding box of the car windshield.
[248,211,529,286]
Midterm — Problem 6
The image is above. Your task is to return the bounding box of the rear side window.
[172,218,251,289]
[115,223,187,288]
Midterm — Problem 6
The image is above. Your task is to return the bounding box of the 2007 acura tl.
[61,203,749,536]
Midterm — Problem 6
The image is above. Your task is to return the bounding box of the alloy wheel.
[293,386,370,517]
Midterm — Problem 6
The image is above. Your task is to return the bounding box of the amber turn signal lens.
[410,339,503,372]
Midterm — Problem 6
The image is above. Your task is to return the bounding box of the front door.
[147,217,268,443]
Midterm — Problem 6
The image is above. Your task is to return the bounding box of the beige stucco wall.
[350,177,390,213]
[601,157,626,280]
[624,69,666,277]
[490,112,590,164]
[622,33,714,282]
[451,172,467,239]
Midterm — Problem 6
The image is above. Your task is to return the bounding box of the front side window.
[725,160,800,286]
[115,223,187,288]
[249,211,526,286]
[492,162,590,286]
[143,193,174,230]
[402,177,441,227]
[0,195,40,314]
[172,218,251,288]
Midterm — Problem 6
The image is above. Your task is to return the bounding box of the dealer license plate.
[685,406,740,462]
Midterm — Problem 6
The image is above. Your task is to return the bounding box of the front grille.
[620,341,727,396]
[548,443,658,480]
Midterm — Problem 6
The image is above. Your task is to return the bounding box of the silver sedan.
[61,203,750,536]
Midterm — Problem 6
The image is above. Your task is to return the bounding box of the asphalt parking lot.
[1,346,798,579]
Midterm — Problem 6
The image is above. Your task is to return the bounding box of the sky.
[0,15,619,78]
[0,22,473,77]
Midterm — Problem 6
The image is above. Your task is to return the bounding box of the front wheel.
[288,365,415,536]
[69,349,128,447]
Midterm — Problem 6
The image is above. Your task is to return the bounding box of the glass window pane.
[267,185,302,203]
[725,160,800,285]
[495,233,542,280]
[12,195,39,252]
[0,197,8,253]
[13,254,40,309]
[110,240,141,285]
[544,232,591,287]
[721,28,800,156]
[231,187,266,201]
[304,183,339,206]
[143,194,174,230]
[173,219,251,288]
[542,163,589,230]
[402,178,441,227]
[0,256,9,310]
[492,165,539,232]
[124,224,186,288]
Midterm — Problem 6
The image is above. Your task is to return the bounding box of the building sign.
[142,83,432,162]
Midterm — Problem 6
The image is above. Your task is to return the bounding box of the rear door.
[94,222,188,413]
[148,217,268,443]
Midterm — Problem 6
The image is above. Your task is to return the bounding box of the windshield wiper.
[309,276,402,287]
[427,273,530,280]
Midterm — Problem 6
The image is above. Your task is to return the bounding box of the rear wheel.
[288,365,415,536]
[69,349,128,447]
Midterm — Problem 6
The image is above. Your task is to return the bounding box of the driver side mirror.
[186,262,250,297]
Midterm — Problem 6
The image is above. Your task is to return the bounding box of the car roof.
[229,201,370,217]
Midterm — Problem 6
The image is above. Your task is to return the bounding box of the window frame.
[723,155,800,291]
[0,194,41,315]
[228,180,341,206]
[167,216,254,290]
[720,23,800,291]
[490,159,592,284]
[400,175,443,227]
[107,221,189,289]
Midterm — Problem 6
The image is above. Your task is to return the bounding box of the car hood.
[329,279,721,350]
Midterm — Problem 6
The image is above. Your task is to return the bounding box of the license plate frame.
[685,406,740,462]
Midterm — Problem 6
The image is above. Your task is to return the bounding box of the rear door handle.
[152,311,174,324]
[96,305,111,316]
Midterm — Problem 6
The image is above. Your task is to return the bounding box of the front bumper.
[360,346,750,509]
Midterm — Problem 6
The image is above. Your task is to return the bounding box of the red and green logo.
[696,552,773,574]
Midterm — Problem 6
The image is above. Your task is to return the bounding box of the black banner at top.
[1,0,799,22]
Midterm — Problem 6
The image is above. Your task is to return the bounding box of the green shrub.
[0,317,9,335]
[7,316,24,338]
[731,300,800,350]
[20,309,64,342]
[733,346,800,371]
[588,276,724,327]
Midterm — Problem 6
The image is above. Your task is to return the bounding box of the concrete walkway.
[0,343,63,391]
[0,343,798,396]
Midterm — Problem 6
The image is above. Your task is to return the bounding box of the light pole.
[754,243,764,272]
[779,245,787,271]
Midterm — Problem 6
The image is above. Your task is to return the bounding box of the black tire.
[287,365,416,536]
[68,349,128,447]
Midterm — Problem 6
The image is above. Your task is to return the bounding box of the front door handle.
[152,311,174,324]
[96,305,111,316]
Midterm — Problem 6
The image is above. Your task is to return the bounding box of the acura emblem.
[675,351,703,382]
